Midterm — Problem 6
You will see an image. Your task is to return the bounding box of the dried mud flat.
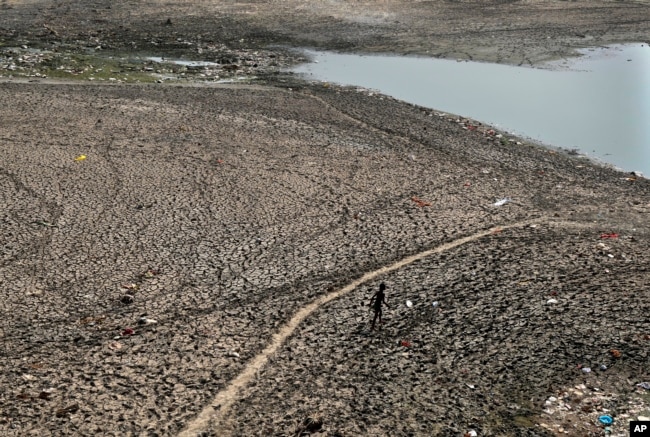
[1,1,650,437]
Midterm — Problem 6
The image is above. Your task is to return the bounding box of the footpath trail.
[179,217,593,437]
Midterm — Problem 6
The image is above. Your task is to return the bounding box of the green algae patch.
[38,53,159,83]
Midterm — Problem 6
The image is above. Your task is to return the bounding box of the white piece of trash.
[406,300,413,308]
[493,197,511,207]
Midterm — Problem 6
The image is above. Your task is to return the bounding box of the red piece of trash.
[600,233,619,239]
[411,196,431,207]
[400,340,411,347]
[121,328,135,336]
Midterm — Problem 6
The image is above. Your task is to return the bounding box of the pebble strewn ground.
[0,80,648,437]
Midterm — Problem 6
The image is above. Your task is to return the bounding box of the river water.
[292,44,650,176]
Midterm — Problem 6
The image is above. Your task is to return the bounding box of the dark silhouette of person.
[369,283,389,330]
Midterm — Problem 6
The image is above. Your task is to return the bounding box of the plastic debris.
[74,154,87,161]
[121,328,135,336]
[143,269,158,278]
[55,404,79,417]
[610,349,622,358]
[33,220,57,228]
[137,317,157,325]
[465,430,477,437]
[399,340,411,347]
[599,364,608,371]
[406,300,413,308]
[411,196,431,207]
[108,341,122,350]
[581,367,592,373]
[546,298,558,304]
[227,351,240,358]
[432,301,439,308]
[493,197,511,207]
[637,382,650,390]
[598,415,613,425]
[121,294,134,304]
[600,233,619,239]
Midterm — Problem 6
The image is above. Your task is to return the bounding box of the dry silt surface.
[1,0,650,436]
[1,81,649,436]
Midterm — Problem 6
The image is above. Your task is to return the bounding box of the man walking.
[369,283,389,330]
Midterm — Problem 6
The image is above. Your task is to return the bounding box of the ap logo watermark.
[631,421,650,436]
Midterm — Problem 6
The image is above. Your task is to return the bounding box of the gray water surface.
[293,44,650,175]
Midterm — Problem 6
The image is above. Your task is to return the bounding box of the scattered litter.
[599,364,608,371]
[121,294,134,304]
[411,196,431,207]
[406,300,413,308]
[432,301,439,308]
[610,349,621,358]
[143,269,158,278]
[598,415,613,425]
[227,351,240,358]
[55,403,79,417]
[137,317,157,325]
[636,382,650,390]
[493,197,511,207]
[121,328,134,336]
[399,340,411,347]
[600,233,619,239]
[122,283,139,291]
[464,430,477,437]
[581,367,591,373]
[546,298,558,304]
[33,220,57,228]
[74,155,87,161]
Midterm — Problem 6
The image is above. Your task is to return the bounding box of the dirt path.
[179,217,592,437]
